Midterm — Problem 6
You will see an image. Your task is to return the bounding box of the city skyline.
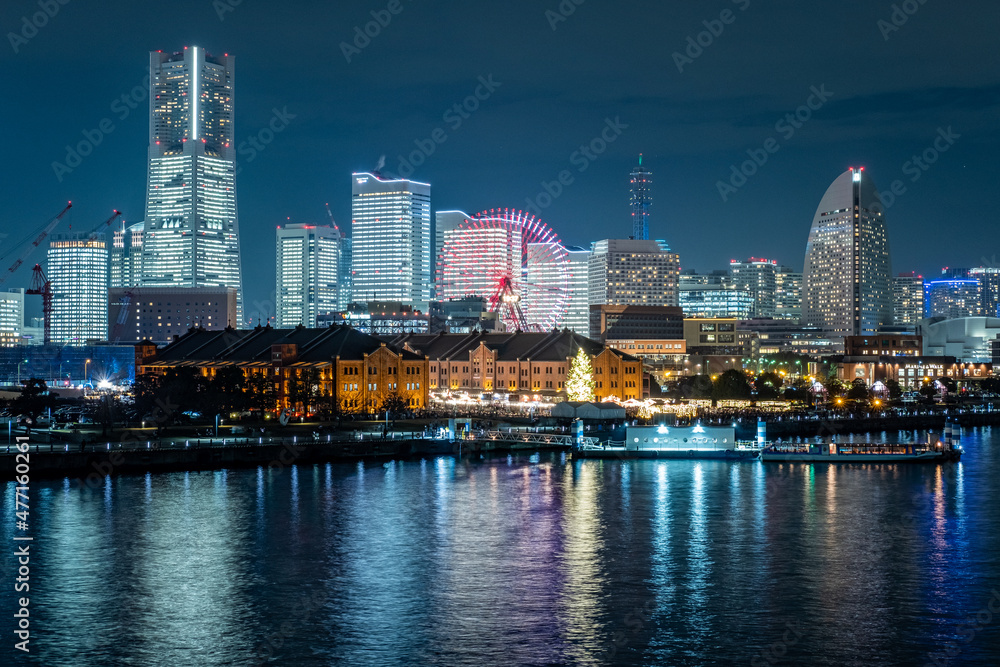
[1,0,995,321]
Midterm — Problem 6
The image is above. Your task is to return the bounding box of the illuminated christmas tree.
[565,348,596,402]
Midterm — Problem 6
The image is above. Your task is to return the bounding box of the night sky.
[1,0,997,323]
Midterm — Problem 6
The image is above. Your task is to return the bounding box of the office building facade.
[275,223,340,328]
[927,279,981,319]
[141,47,245,321]
[351,172,431,309]
[562,247,591,335]
[111,221,144,289]
[588,239,680,311]
[434,210,470,299]
[0,290,25,347]
[48,233,109,344]
[680,285,754,319]
[893,272,925,326]
[729,258,777,318]
[969,267,1000,318]
[774,266,802,321]
[109,286,237,344]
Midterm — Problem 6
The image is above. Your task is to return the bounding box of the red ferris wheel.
[439,209,570,332]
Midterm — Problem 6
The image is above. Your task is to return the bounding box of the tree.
[847,378,870,400]
[130,373,161,421]
[885,378,903,400]
[673,374,713,399]
[206,366,249,416]
[245,371,275,417]
[12,379,56,433]
[379,391,407,424]
[713,369,753,400]
[823,377,845,399]
[565,348,596,402]
[755,371,784,399]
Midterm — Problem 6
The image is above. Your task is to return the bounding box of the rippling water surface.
[3,428,1000,665]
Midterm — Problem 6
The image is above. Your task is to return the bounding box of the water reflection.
[2,431,998,666]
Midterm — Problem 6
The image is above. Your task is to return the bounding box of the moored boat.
[760,420,963,463]
[760,442,959,463]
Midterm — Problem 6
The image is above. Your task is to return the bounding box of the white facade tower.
[275,223,340,328]
[803,168,892,336]
[141,47,245,324]
[351,172,431,309]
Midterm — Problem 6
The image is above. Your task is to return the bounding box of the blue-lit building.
[926,279,981,319]
[629,155,652,241]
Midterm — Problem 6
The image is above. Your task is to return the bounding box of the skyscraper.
[969,266,1000,318]
[803,167,892,335]
[110,221,144,288]
[562,246,592,335]
[434,210,471,299]
[141,47,245,322]
[774,266,802,322]
[588,239,680,308]
[629,155,652,240]
[0,289,25,347]
[892,272,925,326]
[351,172,431,309]
[48,233,108,343]
[729,258,778,318]
[338,236,353,311]
[275,223,340,328]
[927,279,981,319]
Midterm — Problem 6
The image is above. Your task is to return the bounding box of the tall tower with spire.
[629,155,652,240]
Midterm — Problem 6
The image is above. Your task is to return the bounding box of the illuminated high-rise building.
[0,289,25,347]
[48,233,109,343]
[629,155,652,240]
[774,266,802,322]
[275,223,340,328]
[562,247,592,335]
[729,258,778,318]
[338,236,353,311]
[434,210,471,300]
[111,221,144,288]
[803,167,892,335]
[351,172,431,309]
[969,266,1000,318]
[927,279,981,319]
[589,239,680,308]
[892,272,925,326]
[141,47,244,322]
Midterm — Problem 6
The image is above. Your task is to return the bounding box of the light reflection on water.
[0,428,998,666]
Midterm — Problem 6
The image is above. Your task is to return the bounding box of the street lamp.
[215,414,219,438]
[16,359,27,386]
[84,359,91,396]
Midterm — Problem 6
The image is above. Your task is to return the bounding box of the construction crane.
[0,203,72,285]
[26,264,52,345]
[84,210,122,242]
[324,203,342,236]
